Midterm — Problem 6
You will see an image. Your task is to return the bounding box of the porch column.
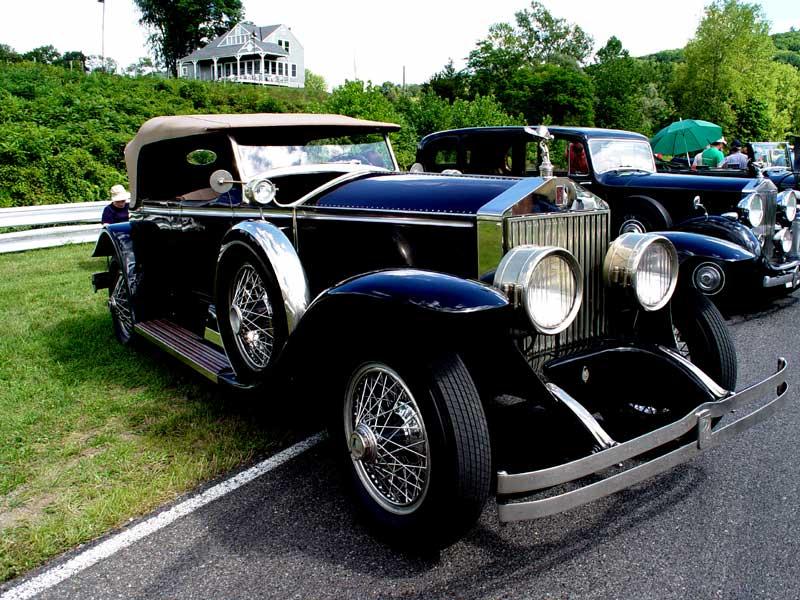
[192,60,197,79]
[177,61,183,78]
[236,56,241,78]
[212,57,218,80]
[259,53,265,81]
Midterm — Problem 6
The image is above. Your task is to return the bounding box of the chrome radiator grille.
[506,210,610,363]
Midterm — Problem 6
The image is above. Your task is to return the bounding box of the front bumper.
[762,261,800,288]
[496,357,788,522]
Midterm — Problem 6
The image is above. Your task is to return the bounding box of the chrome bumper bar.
[496,357,788,522]
[763,265,799,288]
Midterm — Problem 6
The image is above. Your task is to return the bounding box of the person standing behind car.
[721,140,749,169]
[101,184,130,225]
[701,137,726,167]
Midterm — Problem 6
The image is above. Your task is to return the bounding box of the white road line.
[0,433,325,600]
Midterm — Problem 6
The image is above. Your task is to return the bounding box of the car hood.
[315,173,521,215]
[600,171,750,193]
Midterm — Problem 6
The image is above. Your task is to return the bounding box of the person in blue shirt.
[721,140,749,170]
[102,184,130,224]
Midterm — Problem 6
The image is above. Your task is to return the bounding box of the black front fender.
[276,269,513,371]
[91,222,140,296]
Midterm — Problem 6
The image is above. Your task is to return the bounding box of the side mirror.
[693,195,708,218]
[210,169,237,194]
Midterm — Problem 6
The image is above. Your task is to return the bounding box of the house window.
[181,65,189,76]
[221,25,250,46]
[291,64,297,78]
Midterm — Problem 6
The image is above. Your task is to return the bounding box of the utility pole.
[99,0,106,64]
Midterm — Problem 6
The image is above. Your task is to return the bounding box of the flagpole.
[100,0,106,64]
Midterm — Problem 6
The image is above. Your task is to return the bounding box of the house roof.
[179,23,289,63]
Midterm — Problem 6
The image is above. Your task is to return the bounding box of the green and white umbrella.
[650,119,723,159]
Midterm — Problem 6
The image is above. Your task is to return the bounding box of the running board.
[134,319,233,384]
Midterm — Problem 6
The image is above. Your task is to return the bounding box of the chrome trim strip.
[546,383,616,450]
[141,205,293,219]
[763,269,799,288]
[204,326,223,348]
[496,358,788,521]
[306,204,475,218]
[657,345,728,399]
[134,324,220,384]
[295,211,473,228]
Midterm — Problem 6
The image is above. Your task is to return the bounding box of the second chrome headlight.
[604,233,678,311]
[739,193,763,227]
[494,246,583,335]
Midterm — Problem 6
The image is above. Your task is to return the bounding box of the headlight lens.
[739,193,763,227]
[778,190,798,222]
[604,233,679,311]
[494,246,583,335]
[774,227,793,253]
[244,178,277,205]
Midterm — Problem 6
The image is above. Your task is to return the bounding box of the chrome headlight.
[603,233,678,311]
[777,190,798,222]
[739,193,763,227]
[774,227,793,253]
[244,178,277,205]
[494,246,583,335]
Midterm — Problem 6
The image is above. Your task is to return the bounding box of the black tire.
[337,352,491,549]
[108,258,135,345]
[616,197,671,236]
[216,244,288,382]
[610,290,735,440]
[671,289,737,390]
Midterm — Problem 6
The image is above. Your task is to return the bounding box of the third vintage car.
[92,114,789,547]
[416,126,800,301]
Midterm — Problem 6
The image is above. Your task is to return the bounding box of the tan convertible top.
[124,113,401,204]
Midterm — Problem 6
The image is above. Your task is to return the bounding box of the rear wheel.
[339,352,491,548]
[108,258,135,345]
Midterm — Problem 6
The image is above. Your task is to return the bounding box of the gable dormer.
[219,23,251,47]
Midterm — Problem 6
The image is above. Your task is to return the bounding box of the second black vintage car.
[92,114,789,547]
[416,126,800,300]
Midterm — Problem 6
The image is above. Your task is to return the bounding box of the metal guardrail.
[0,201,105,254]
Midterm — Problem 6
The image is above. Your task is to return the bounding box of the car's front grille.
[753,189,781,263]
[506,210,610,366]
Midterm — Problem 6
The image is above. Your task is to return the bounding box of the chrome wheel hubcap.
[230,264,274,370]
[620,219,646,235]
[344,363,430,514]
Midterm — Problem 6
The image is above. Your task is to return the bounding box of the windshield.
[236,133,394,179]
[750,142,790,168]
[588,139,656,174]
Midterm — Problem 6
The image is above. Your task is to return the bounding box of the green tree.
[132,0,244,77]
[587,37,647,131]
[303,69,327,94]
[0,44,21,63]
[22,45,61,64]
[502,64,595,125]
[672,0,779,137]
[425,59,471,102]
[61,51,88,73]
[125,57,157,77]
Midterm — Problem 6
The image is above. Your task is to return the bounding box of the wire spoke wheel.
[229,263,275,370]
[345,363,431,515]
[109,273,133,338]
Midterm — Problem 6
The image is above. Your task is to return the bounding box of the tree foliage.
[672,0,780,137]
[132,0,244,77]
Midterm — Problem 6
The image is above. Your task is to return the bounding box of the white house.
[177,23,305,88]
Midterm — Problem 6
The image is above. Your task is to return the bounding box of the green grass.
[0,243,303,582]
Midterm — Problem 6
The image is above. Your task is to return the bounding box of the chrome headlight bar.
[739,193,764,227]
[777,190,798,223]
[603,233,679,311]
[494,246,583,335]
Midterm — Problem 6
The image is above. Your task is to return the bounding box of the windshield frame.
[587,138,656,175]
[230,131,398,180]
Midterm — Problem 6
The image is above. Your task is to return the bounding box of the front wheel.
[670,289,737,390]
[340,353,491,548]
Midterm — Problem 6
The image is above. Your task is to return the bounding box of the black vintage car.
[416,126,800,300]
[92,114,789,547]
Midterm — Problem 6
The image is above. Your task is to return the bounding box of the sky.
[1,0,798,88]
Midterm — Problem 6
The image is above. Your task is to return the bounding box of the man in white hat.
[102,184,130,225]
[701,137,727,168]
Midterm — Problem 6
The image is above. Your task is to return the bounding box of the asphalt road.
[5,295,800,600]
